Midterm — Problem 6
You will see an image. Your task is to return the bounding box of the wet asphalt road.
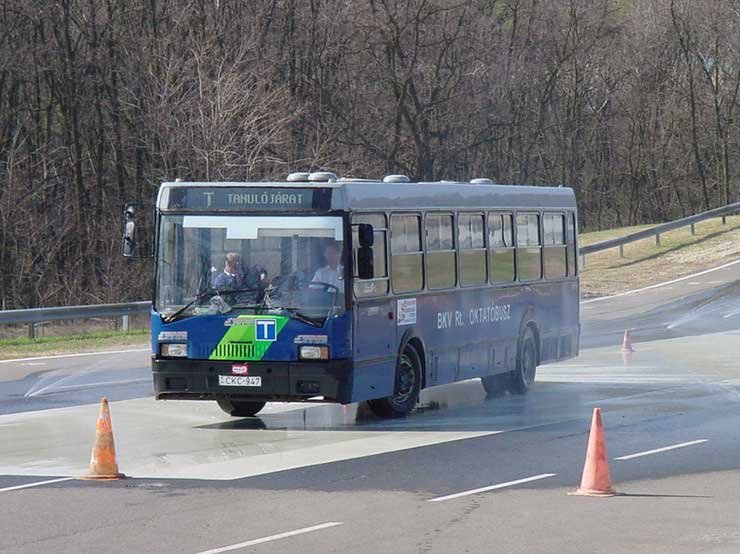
[0,351,150,416]
[580,259,740,347]
[2,261,740,553]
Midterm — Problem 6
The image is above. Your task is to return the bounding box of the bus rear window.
[567,213,578,276]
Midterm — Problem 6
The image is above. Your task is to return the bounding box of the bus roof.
[157,180,577,212]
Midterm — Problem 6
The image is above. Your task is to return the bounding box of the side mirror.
[121,202,154,258]
[122,204,137,257]
[357,224,374,247]
[357,246,374,280]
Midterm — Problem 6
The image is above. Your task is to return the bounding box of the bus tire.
[367,345,421,418]
[217,398,267,417]
[510,326,538,394]
[481,374,508,397]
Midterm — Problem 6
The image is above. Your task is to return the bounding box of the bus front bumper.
[152,358,353,404]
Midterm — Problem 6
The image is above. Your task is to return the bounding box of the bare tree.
[2,0,740,308]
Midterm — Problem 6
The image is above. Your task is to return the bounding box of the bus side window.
[426,213,456,289]
[567,212,578,276]
[352,213,389,297]
[390,214,423,293]
[458,213,486,286]
[516,213,542,281]
[488,212,515,283]
[543,213,567,279]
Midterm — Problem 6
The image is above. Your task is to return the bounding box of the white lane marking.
[192,522,344,554]
[427,473,557,502]
[723,305,740,319]
[25,378,150,397]
[123,430,505,481]
[0,477,74,492]
[586,384,695,406]
[0,397,308,425]
[542,375,691,384]
[0,348,150,364]
[580,258,740,304]
[615,439,708,461]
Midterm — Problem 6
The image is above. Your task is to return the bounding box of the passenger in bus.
[212,252,267,291]
[311,242,344,290]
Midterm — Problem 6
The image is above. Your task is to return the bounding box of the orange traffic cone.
[570,408,616,497]
[84,398,125,480]
[620,330,634,353]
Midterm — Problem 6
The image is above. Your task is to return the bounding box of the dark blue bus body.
[351,281,579,401]
[150,178,579,417]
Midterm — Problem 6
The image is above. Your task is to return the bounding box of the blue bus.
[132,172,579,418]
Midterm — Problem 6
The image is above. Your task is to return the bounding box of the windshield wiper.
[275,306,325,327]
[163,287,260,323]
[226,302,322,327]
[219,284,329,327]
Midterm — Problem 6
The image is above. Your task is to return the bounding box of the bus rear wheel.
[367,345,421,418]
[510,327,538,394]
[217,398,267,417]
[481,374,508,397]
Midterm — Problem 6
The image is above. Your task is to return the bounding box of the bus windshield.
[156,214,346,323]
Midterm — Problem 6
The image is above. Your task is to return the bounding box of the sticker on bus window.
[397,298,417,326]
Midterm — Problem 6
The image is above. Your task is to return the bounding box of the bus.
[127,172,579,418]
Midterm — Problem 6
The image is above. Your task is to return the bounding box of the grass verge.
[0,329,149,361]
[580,215,740,297]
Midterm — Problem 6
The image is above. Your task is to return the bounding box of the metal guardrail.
[580,201,740,260]
[1,202,738,338]
[0,301,151,339]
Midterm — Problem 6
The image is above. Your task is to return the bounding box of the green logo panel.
[209,315,289,361]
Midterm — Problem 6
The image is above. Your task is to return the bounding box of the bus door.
[351,215,396,400]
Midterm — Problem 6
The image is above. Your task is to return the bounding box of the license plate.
[218,375,262,387]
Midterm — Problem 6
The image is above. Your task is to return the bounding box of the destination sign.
[166,187,331,211]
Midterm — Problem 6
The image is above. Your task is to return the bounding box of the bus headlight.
[299,346,329,360]
[161,343,187,357]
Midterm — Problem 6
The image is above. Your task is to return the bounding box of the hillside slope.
[580,216,740,297]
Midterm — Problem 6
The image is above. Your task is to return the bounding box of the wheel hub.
[392,355,415,405]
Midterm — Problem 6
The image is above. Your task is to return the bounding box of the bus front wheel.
[217,398,267,417]
[510,327,538,394]
[367,345,421,418]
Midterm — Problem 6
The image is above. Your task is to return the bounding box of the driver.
[212,252,267,290]
[311,242,344,290]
